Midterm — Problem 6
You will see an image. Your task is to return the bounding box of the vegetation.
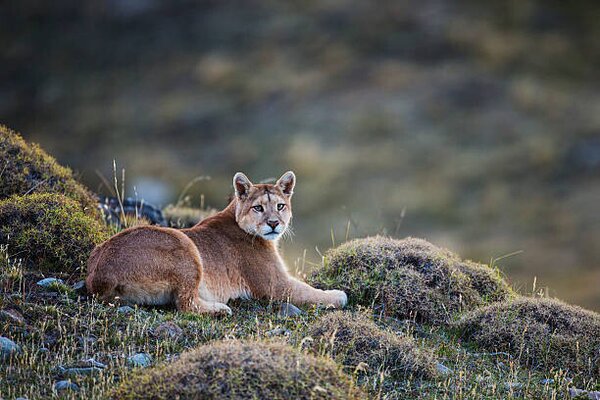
[162,203,217,228]
[0,125,98,216]
[455,297,600,379]
[0,193,109,275]
[308,310,438,386]
[113,340,364,400]
[308,236,511,324]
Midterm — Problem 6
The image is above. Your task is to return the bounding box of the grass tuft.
[455,296,600,379]
[308,236,512,324]
[112,340,365,400]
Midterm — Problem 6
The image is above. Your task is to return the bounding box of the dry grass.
[308,236,512,324]
[162,204,218,228]
[455,296,600,379]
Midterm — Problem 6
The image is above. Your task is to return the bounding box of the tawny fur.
[86,171,347,315]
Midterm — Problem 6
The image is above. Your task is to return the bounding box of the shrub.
[308,311,438,380]
[0,194,109,275]
[308,236,511,324]
[455,297,600,378]
[112,340,364,400]
[0,125,97,214]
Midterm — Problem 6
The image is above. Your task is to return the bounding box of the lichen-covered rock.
[308,311,438,380]
[0,125,97,214]
[113,340,364,400]
[0,194,109,274]
[455,297,600,378]
[308,236,512,324]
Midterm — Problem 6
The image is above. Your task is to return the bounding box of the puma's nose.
[267,220,279,230]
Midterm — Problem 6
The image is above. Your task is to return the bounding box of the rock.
[266,327,291,337]
[435,362,452,375]
[504,382,522,390]
[59,366,104,377]
[128,353,152,368]
[117,306,135,314]
[36,277,64,289]
[15,397,28,400]
[569,388,600,400]
[540,378,554,385]
[53,380,79,392]
[81,358,107,369]
[0,309,25,325]
[72,280,86,293]
[278,303,303,318]
[153,322,183,339]
[0,336,20,360]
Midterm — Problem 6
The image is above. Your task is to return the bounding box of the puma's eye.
[277,203,285,211]
[252,205,264,212]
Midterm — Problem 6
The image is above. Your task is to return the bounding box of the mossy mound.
[308,236,511,324]
[455,297,600,378]
[0,125,97,214]
[0,194,109,275]
[309,311,438,380]
[112,340,364,400]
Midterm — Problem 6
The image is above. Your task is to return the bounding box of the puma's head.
[232,171,295,241]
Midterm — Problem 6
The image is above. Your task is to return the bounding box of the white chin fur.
[261,233,280,241]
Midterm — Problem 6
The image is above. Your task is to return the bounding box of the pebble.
[504,382,522,390]
[266,327,291,337]
[53,380,79,392]
[127,353,152,368]
[569,388,600,400]
[59,366,104,377]
[153,322,183,339]
[278,303,303,318]
[435,363,452,375]
[0,309,25,325]
[72,280,86,293]
[36,277,64,288]
[117,306,135,314]
[0,336,20,360]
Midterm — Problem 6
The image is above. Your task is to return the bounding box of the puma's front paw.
[325,290,348,308]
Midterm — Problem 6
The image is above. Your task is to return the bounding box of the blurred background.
[1,1,598,309]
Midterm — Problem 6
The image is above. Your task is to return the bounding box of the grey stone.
[117,306,135,314]
[0,309,24,325]
[53,380,79,392]
[36,278,64,288]
[278,303,303,318]
[128,353,152,368]
[153,322,183,339]
[59,366,103,377]
[72,280,86,293]
[540,378,554,385]
[504,382,522,390]
[0,336,20,361]
[266,327,291,337]
[435,363,452,375]
[82,358,107,369]
[569,388,600,400]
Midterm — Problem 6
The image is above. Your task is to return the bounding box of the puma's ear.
[233,172,252,199]
[276,171,296,196]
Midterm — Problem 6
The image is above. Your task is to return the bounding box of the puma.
[86,171,348,314]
